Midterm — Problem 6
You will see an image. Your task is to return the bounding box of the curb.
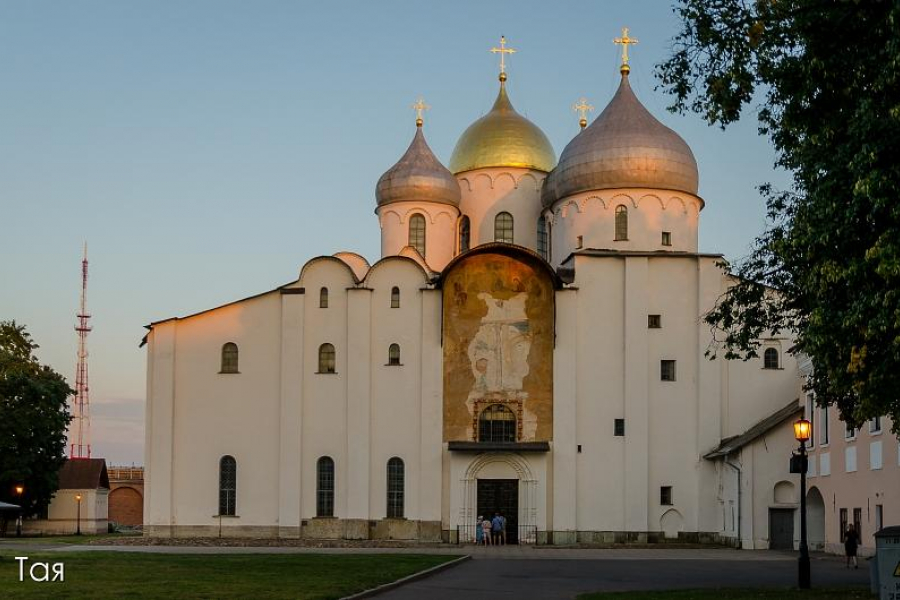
[341,554,471,599]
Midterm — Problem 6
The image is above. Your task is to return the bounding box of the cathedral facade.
[143,48,802,547]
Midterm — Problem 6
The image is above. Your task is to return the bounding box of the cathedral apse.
[442,248,555,442]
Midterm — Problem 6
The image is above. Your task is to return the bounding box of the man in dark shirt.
[491,513,502,545]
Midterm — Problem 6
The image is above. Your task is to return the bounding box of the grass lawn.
[578,589,873,599]
[0,533,137,546]
[0,551,457,599]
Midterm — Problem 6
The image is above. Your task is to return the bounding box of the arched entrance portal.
[460,453,537,544]
[807,486,826,551]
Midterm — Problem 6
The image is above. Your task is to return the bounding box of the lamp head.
[14,485,24,495]
[793,418,812,442]
[75,494,83,502]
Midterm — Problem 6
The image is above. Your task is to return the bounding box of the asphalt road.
[375,553,870,599]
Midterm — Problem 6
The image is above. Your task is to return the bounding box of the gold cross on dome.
[411,96,430,127]
[613,27,638,73]
[490,35,517,80]
[573,97,594,129]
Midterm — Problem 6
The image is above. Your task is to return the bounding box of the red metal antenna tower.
[71,242,92,459]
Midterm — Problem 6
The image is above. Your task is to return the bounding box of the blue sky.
[0,1,789,464]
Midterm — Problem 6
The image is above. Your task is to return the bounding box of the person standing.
[845,523,859,569]
[481,516,492,546]
[475,515,483,545]
[491,512,502,545]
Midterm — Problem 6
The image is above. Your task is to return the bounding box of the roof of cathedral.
[376,123,461,208]
[449,79,556,174]
[544,71,699,207]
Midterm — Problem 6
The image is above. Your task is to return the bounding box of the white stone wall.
[376,201,458,271]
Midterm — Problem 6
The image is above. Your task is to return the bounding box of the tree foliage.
[657,1,900,429]
[0,321,72,518]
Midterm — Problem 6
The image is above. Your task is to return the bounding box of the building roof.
[57,458,110,490]
[703,400,802,459]
[376,123,461,208]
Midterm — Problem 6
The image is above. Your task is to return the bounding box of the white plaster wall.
[376,202,458,271]
[456,168,546,252]
[549,189,702,266]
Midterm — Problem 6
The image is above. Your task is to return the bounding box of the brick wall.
[108,486,143,526]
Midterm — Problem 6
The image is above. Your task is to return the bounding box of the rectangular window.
[805,394,815,449]
[839,508,848,542]
[870,441,883,470]
[576,235,583,249]
[661,231,672,246]
[875,504,883,533]
[660,486,673,506]
[870,416,882,434]
[648,314,661,329]
[853,508,862,541]
[614,419,625,436]
[820,405,829,445]
[845,446,857,472]
[660,360,676,381]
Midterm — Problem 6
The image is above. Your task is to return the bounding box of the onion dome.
[376,121,461,208]
[449,80,556,174]
[547,72,698,206]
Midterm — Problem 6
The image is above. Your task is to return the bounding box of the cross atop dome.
[613,27,638,74]
[490,35,517,82]
[573,97,594,129]
[411,96,430,127]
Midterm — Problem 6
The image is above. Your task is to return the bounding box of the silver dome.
[376,125,461,208]
[546,73,699,207]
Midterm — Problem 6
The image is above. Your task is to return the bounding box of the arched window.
[218,455,236,516]
[615,205,628,241]
[478,404,516,443]
[388,343,401,366]
[319,287,328,308]
[409,213,426,257]
[318,343,336,373]
[494,212,514,243]
[459,216,471,253]
[764,348,780,369]
[386,457,405,518]
[537,217,548,260]
[316,456,335,517]
[391,286,400,308]
[220,342,239,373]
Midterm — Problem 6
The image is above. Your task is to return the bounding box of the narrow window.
[763,348,779,369]
[820,405,830,445]
[478,404,516,443]
[614,419,625,437]
[218,455,237,516]
[220,342,239,373]
[660,360,676,381]
[614,205,628,241]
[537,218,548,259]
[869,416,882,434]
[648,315,661,329]
[661,231,672,246]
[386,457,405,518]
[318,343,336,374]
[547,221,552,262]
[409,213,426,257]
[660,486,673,506]
[875,504,883,533]
[459,216,470,253]
[805,394,816,449]
[494,212,514,243]
[576,235,584,249]
[316,456,335,517]
[391,286,400,308]
[388,343,401,366]
[853,508,862,540]
[319,287,328,308]
[839,508,848,542]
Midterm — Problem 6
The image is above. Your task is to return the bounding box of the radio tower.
[72,242,92,459]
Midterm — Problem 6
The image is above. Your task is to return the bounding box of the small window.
[220,342,239,373]
[614,419,625,437]
[875,504,883,533]
[648,315,661,329]
[218,455,237,516]
[316,456,335,517]
[805,394,816,449]
[318,343,336,374]
[537,218,548,259]
[409,213,426,257]
[391,286,400,309]
[660,360,676,381]
[319,287,329,308]
[763,348,779,369]
[853,508,862,540]
[494,212,514,243]
[459,216,471,253]
[869,416,882,434]
[661,231,672,246]
[614,205,628,241]
[388,343,401,366]
[839,508,848,542]
[820,405,830,445]
[478,404,516,443]
[386,457,404,518]
[660,486,673,506]
[576,235,584,249]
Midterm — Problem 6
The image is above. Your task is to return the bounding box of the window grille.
[218,455,237,516]
[494,212,514,243]
[648,315,661,329]
[660,360,677,381]
[319,287,328,308]
[478,404,516,442]
[386,457,404,518]
[409,214,426,257]
[318,343,336,374]
[220,343,239,373]
[388,343,401,366]
[391,286,400,308]
[537,218,548,259]
[615,205,628,240]
[459,216,470,253]
[316,456,335,517]
[763,348,779,369]
[661,231,672,246]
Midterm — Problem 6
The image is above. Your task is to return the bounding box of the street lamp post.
[793,418,812,589]
[75,494,83,536]
[14,485,24,537]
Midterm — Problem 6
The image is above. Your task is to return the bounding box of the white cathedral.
[143,38,804,548]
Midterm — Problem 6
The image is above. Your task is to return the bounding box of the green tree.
[657,1,900,430]
[0,321,72,524]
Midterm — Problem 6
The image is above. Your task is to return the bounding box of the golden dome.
[449,81,556,174]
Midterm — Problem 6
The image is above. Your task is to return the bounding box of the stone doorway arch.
[459,453,537,543]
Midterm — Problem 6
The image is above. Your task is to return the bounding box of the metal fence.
[456,523,538,545]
